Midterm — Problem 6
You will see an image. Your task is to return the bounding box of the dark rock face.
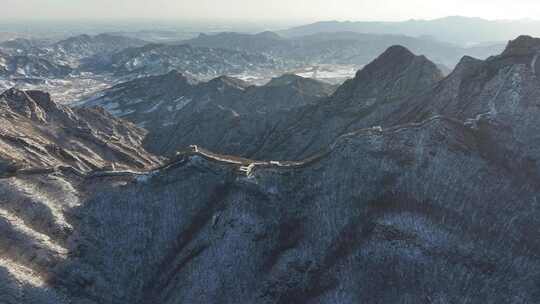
[79,71,200,123]
[332,45,443,105]
[3,37,540,304]
[501,35,540,57]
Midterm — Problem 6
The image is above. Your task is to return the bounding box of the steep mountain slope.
[80,71,336,155]
[0,88,160,171]
[6,115,539,303]
[0,88,161,303]
[70,116,540,303]
[395,35,540,122]
[189,45,442,159]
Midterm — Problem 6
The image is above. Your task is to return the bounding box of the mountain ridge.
[279,16,540,45]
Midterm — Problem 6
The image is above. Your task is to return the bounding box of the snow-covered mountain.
[86,43,293,80]
[0,50,72,78]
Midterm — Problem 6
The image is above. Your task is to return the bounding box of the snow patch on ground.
[135,170,158,183]
[162,121,177,127]
[102,102,120,111]
[110,108,136,117]
[144,100,165,113]
[173,96,192,111]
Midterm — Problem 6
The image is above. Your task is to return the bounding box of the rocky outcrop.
[334,45,443,102]
[0,88,160,172]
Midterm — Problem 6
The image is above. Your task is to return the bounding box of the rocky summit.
[1,33,540,304]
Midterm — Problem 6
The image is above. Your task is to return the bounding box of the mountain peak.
[1,88,57,123]
[501,35,540,57]
[355,45,419,78]
[380,45,415,59]
[451,55,483,76]
[255,31,282,40]
[208,75,249,90]
[266,74,306,86]
[332,46,442,106]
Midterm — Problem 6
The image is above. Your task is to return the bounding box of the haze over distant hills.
[280,16,540,45]
[182,30,505,68]
[0,19,508,104]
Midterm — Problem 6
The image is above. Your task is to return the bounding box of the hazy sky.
[3,0,540,22]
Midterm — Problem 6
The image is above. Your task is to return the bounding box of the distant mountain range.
[0,33,296,82]
[0,24,508,84]
[183,30,505,68]
[88,43,290,80]
[279,16,540,45]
